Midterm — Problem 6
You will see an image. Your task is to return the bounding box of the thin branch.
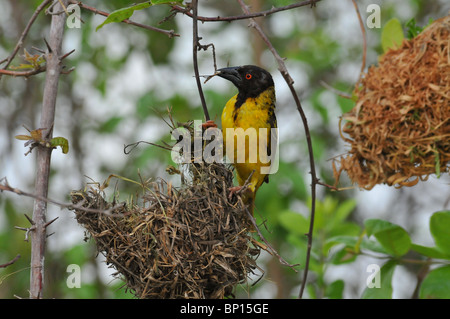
[319,80,352,99]
[236,0,319,299]
[0,0,52,73]
[15,225,36,242]
[0,46,74,79]
[245,207,300,272]
[0,254,21,268]
[171,0,322,22]
[351,0,366,83]
[0,178,126,216]
[191,0,210,121]
[0,65,46,77]
[69,0,179,38]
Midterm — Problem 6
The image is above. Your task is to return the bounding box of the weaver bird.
[204,65,277,215]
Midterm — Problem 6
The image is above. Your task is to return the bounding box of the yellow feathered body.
[221,86,277,214]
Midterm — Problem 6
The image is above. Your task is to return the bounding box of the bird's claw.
[227,186,243,200]
[201,120,218,129]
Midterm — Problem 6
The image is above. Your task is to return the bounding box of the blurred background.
[0,0,449,298]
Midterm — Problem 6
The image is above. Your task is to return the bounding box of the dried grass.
[334,15,450,189]
[70,121,260,299]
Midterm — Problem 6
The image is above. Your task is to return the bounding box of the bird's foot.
[227,186,243,200]
[201,120,218,129]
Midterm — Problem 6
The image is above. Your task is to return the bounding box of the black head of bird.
[216,65,274,99]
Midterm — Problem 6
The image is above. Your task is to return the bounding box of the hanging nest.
[70,121,260,299]
[334,15,450,190]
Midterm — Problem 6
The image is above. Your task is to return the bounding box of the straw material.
[334,15,450,189]
[71,122,259,299]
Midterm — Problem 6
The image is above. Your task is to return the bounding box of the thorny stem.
[29,0,68,299]
[236,0,319,299]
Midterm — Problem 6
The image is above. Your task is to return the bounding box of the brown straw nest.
[334,15,450,190]
[70,121,260,299]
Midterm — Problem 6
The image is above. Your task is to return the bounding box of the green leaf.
[365,219,411,256]
[334,199,357,223]
[95,1,183,32]
[278,210,309,236]
[361,261,397,299]
[324,235,358,253]
[99,116,123,133]
[337,95,355,113]
[430,211,450,254]
[405,18,422,39]
[405,18,434,39]
[381,18,404,52]
[96,2,152,31]
[411,244,450,260]
[419,265,450,299]
[326,280,344,299]
[330,247,357,264]
[325,235,361,263]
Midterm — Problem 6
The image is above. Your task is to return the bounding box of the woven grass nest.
[334,15,450,190]
[70,122,260,299]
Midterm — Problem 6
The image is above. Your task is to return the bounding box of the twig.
[0,65,47,78]
[351,0,366,83]
[0,178,126,216]
[15,226,36,242]
[319,80,352,99]
[236,0,319,299]
[245,207,300,272]
[0,0,52,73]
[69,0,179,38]
[124,140,173,154]
[0,254,21,268]
[171,0,322,22]
[191,0,210,121]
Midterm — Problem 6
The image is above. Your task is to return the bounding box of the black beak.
[216,66,242,88]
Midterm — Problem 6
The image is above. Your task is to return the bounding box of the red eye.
[245,73,252,80]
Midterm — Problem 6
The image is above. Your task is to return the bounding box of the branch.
[191,0,210,121]
[351,0,366,83]
[0,65,46,77]
[28,0,70,299]
[0,0,52,74]
[0,254,21,269]
[0,46,74,79]
[171,0,321,22]
[236,0,319,299]
[0,178,126,216]
[319,80,352,99]
[70,0,180,38]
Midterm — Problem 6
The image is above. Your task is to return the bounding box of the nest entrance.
[71,157,260,299]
